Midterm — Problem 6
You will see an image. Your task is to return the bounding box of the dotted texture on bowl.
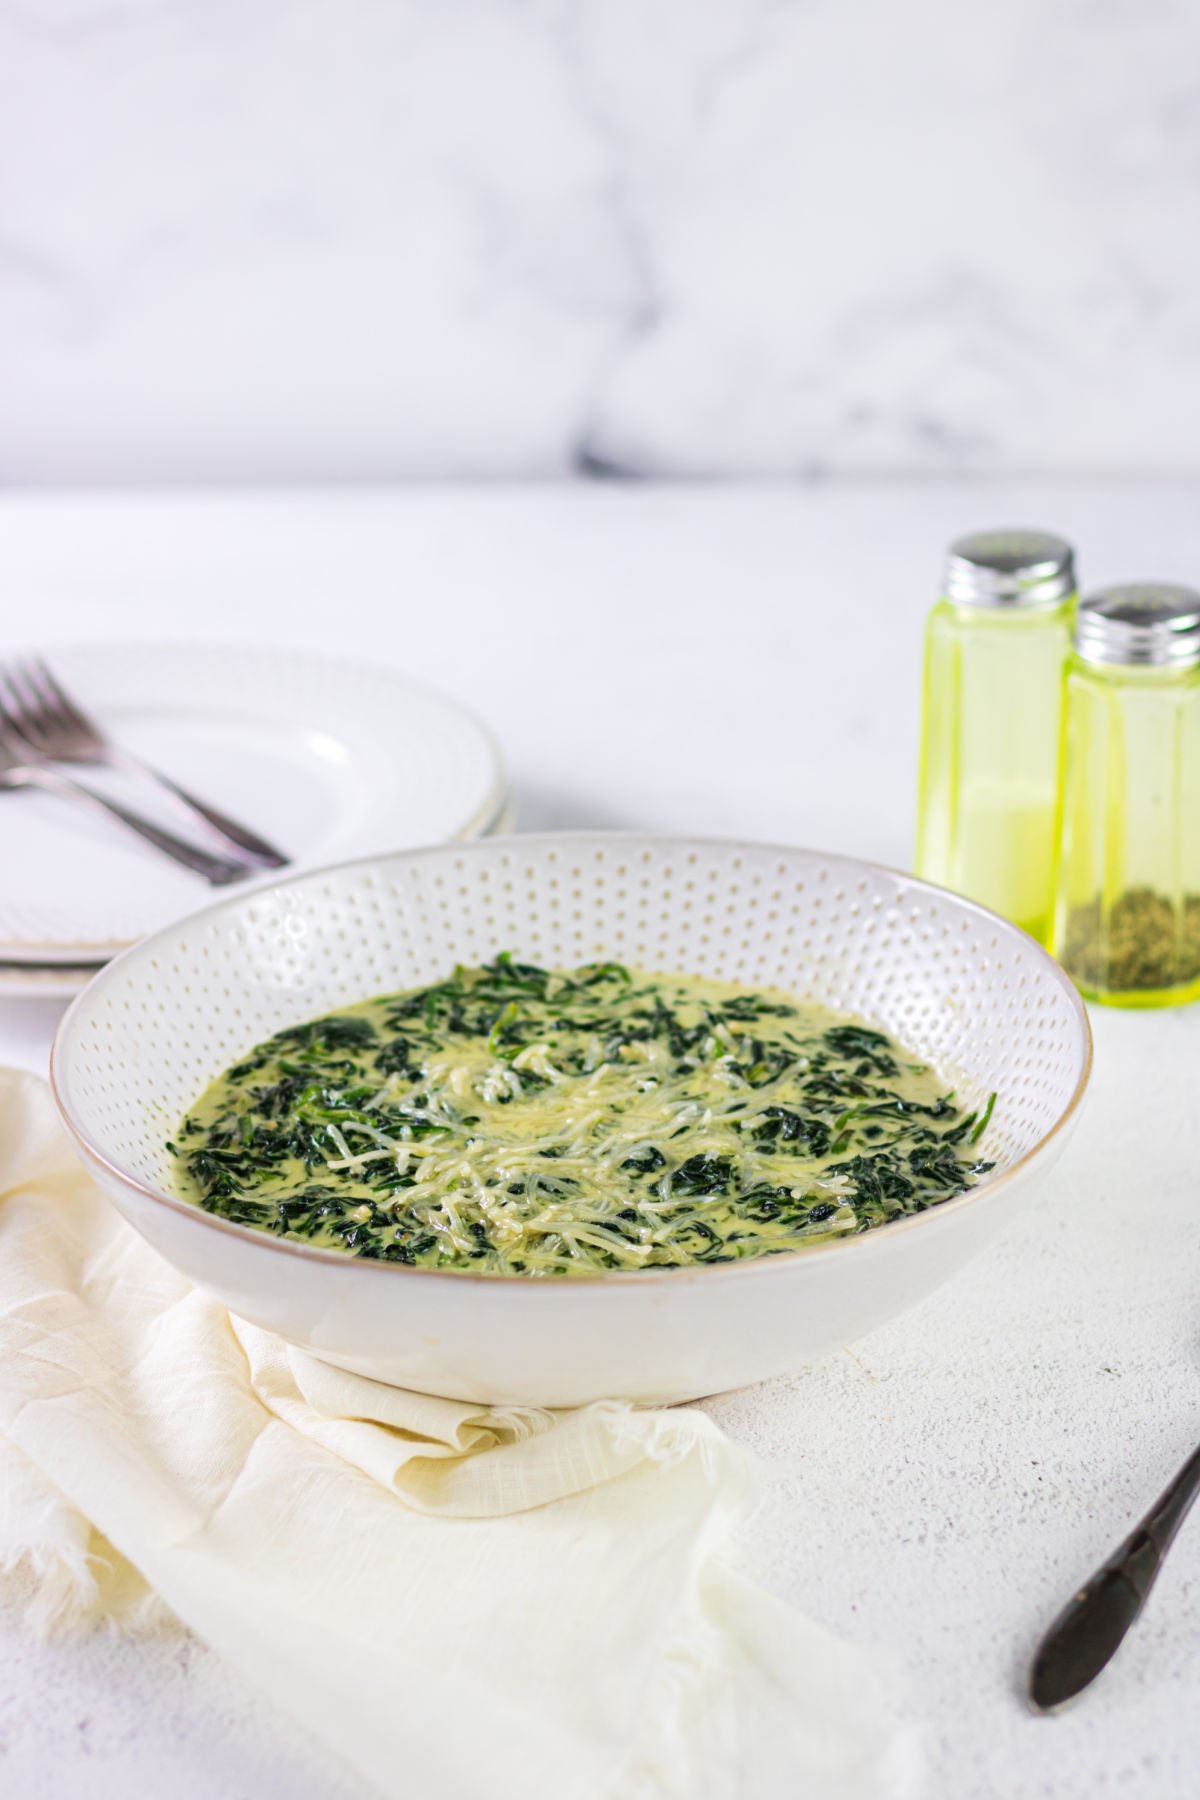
[57,837,1088,1196]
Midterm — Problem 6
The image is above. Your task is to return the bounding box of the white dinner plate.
[0,644,506,971]
[0,961,108,999]
[0,788,515,1001]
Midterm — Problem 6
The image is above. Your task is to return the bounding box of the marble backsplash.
[2,0,1198,483]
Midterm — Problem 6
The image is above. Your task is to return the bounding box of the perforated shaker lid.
[1075,583,1200,668]
[944,529,1076,608]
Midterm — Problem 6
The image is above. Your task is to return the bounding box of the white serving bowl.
[51,835,1091,1407]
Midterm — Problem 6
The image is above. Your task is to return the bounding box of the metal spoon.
[1029,1438,1200,1711]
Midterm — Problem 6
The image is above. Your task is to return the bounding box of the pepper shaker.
[1052,584,1200,1007]
[915,529,1077,943]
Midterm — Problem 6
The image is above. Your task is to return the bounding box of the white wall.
[2,0,1198,483]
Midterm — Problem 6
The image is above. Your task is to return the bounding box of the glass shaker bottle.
[1052,584,1200,1007]
[915,529,1077,943]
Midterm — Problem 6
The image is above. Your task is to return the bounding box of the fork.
[1,658,289,869]
[0,725,252,887]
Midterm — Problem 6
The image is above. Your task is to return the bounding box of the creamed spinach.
[170,958,995,1276]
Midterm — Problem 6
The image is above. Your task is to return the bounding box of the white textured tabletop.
[1,482,1198,1799]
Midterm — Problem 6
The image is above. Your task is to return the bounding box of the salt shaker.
[915,529,1077,944]
[1053,584,1200,1007]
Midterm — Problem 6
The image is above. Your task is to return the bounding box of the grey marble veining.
[1,0,1198,481]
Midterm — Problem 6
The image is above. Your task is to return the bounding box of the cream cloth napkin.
[0,1070,918,1800]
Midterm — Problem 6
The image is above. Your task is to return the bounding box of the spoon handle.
[1029,1438,1200,1711]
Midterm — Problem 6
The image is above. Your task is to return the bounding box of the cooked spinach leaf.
[172,959,995,1277]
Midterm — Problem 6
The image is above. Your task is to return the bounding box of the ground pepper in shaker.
[915,529,1077,944]
[1052,583,1200,1007]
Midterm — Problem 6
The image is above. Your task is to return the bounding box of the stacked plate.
[0,645,509,997]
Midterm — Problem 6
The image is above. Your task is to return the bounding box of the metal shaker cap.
[1074,583,1200,669]
[944,529,1076,608]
